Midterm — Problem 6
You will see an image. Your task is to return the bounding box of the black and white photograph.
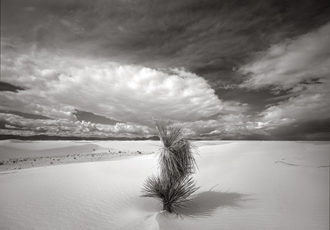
[0,0,329,229]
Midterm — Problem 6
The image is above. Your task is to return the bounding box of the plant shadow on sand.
[173,190,248,218]
[136,190,249,218]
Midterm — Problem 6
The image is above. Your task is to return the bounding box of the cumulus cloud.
[1,46,250,137]
[1,49,245,127]
[0,112,152,137]
[177,112,268,139]
[259,80,330,128]
[238,23,330,137]
[240,23,330,90]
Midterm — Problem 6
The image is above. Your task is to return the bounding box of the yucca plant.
[142,121,198,213]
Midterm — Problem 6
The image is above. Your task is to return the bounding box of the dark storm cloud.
[268,119,330,140]
[214,87,288,114]
[0,81,25,92]
[198,119,330,140]
[73,109,120,125]
[3,0,330,72]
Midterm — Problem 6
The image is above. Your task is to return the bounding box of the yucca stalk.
[142,121,198,213]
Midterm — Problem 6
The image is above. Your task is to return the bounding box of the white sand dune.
[0,141,329,230]
[0,140,160,160]
[0,140,160,171]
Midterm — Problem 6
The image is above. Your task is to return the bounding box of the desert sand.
[0,141,329,230]
[0,140,159,171]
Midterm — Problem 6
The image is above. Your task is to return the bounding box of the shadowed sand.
[176,191,247,217]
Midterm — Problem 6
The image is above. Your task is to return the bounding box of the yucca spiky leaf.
[142,175,199,213]
[156,121,197,181]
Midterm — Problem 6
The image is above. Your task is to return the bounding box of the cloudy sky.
[1,0,330,139]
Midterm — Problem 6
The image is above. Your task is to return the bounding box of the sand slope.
[0,141,329,230]
[0,140,161,160]
[0,140,160,171]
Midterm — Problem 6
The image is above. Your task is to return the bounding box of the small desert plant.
[142,121,198,213]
